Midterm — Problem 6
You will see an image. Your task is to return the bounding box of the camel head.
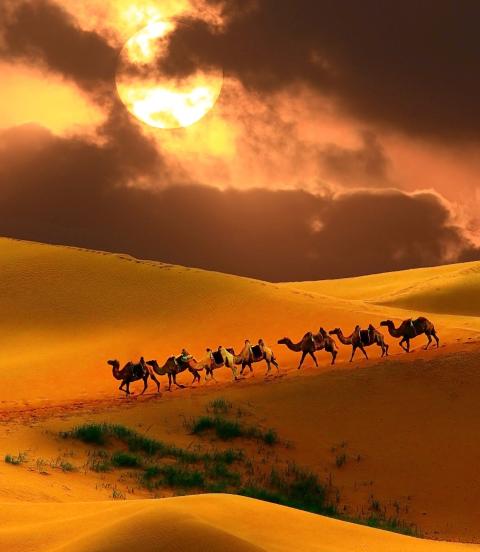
[380,320,392,327]
[329,328,340,335]
[277,337,288,345]
[146,359,159,369]
[107,359,119,368]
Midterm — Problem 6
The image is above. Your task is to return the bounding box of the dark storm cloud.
[0,124,478,281]
[319,131,391,187]
[162,0,480,141]
[0,0,117,94]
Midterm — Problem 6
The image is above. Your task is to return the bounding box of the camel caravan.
[107,316,439,395]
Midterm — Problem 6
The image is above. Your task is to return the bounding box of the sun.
[116,21,223,129]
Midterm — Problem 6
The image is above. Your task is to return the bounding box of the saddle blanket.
[251,344,262,359]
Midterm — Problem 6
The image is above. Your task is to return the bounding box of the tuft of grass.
[262,428,278,446]
[60,461,76,472]
[241,463,334,516]
[65,424,106,445]
[5,452,27,465]
[111,452,141,468]
[90,459,112,472]
[336,453,347,468]
[208,398,232,415]
[154,465,204,489]
[111,487,125,500]
[190,416,277,445]
[63,424,202,463]
[349,515,418,537]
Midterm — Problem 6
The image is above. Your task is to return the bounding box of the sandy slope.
[1,238,478,404]
[1,494,479,552]
[2,237,480,549]
[285,261,480,317]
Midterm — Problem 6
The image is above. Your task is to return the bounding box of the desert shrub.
[4,452,27,465]
[208,398,232,414]
[60,461,76,472]
[336,453,347,468]
[111,452,141,468]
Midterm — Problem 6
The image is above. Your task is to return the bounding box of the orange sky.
[0,0,478,279]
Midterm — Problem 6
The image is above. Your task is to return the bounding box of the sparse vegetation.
[5,452,27,465]
[60,420,413,537]
[111,452,141,468]
[208,398,232,415]
[189,416,278,445]
[59,461,76,472]
[336,453,347,468]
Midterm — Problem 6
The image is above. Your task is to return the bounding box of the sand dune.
[1,237,478,403]
[2,237,480,549]
[1,494,478,552]
[286,260,480,317]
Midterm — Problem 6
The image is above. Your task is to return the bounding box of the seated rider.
[179,348,193,365]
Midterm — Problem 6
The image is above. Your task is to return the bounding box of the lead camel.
[380,317,439,352]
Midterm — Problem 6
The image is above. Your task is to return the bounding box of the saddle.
[359,329,371,346]
[131,362,144,378]
[212,350,224,365]
[406,319,417,338]
[251,344,263,360]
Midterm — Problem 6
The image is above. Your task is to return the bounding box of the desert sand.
[1,237,480,550]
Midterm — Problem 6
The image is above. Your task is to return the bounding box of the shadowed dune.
[1,495,479,552]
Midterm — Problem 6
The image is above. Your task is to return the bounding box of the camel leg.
[350,345,357,362]
[405,338,411,353]
[167,373,172,391]
[173,373,185,389]
[379,342,386,357]
[385,343,389,356]
[140,376,148,395]
[331,349,337,365]
[150,373,161,393]
[424,333,432,350]
[264,359,272,376]
[433,330,440,348]
[359,345,368,360]
[298,351,308,369]
[309,351,319,367]
[119,381,129,395]
[272,358,280,373]
[399,337,408,352]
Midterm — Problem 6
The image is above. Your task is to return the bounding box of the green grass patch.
[4,452,27,465]
[190,416,278,445]
[62,424,202,463]
[59,461,76,472]
[111,452,141,468]
[208,398,232,414]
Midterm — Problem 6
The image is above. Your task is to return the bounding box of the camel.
[146,356,203,391]
[198,347,239,382]
[230,339,280,376]
[329,325,389,362]
[380,317,439,352]
[278,328,337,369]
[107,357,160,396]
